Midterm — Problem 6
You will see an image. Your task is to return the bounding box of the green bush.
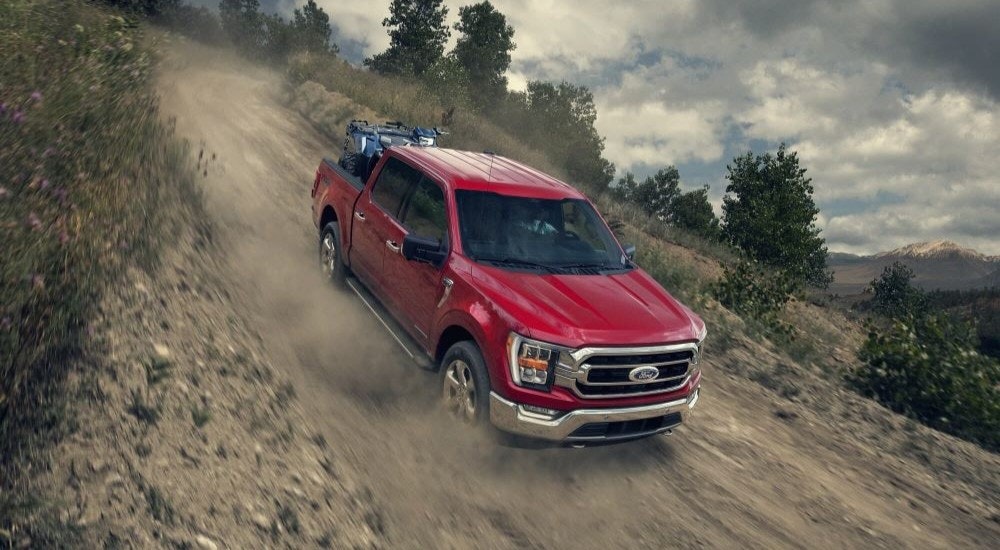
[713,260,797,335]
[868,261,926,318]
[852,313,1000,451]
[1,0,203,534]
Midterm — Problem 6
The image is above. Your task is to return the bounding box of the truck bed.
[322,157,364,192]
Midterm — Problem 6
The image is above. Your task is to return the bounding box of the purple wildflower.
[0,317,11,330]
[39,179,49,191]
[54,187,68,204]
[0,187,8,199]
[26,212,41,231]
[30,91,43,102]
[0,103,6,115]
[59,230,69,244]
[43,147,57,158]
[31,274,45,290]
[11,110,25,124]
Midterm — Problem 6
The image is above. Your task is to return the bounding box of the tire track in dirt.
[155,36,999,549]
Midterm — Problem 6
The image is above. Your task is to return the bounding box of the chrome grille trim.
[555,342,699,399]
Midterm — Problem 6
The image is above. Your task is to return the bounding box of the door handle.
[386,240,401,253]
[355,211,366,221]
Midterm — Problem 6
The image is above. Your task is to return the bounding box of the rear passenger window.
[372,158,420,218]
[401,177,447,241]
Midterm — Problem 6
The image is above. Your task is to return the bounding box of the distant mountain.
[829,240,999,295]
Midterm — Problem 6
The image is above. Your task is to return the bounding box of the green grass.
[0,0,205,541]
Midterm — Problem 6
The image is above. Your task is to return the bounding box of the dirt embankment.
[39,34,999,549]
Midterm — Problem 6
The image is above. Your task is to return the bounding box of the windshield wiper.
[557,262,624,271]
[475,257,563,273]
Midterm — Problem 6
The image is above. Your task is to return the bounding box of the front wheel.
[319,222,347,286]
[440,341,490,426]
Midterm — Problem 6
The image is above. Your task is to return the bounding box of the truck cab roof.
[390,147,586,201]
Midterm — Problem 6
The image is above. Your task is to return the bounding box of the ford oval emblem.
[629,366,660,382]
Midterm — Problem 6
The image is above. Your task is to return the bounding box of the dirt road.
[155,37,998,549]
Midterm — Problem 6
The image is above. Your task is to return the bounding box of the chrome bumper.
[489,387,700,442]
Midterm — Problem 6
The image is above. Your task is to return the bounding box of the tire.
[319,222,347,286]
[440,341,491,426]
[339,153,358,175]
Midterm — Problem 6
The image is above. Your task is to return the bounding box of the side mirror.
[402,234,447,267]
[623,244,637,262]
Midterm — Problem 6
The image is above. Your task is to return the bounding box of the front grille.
[586,362,689,384]
[571,350,692,398]
[568,412,683,439]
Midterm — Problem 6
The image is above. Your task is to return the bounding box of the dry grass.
[0,0,205,541]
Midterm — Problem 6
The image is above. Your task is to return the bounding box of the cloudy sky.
[192,0,999,255]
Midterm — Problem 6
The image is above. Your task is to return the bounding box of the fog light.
[521,404,561,418]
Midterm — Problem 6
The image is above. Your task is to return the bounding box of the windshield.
[455,190,629,273]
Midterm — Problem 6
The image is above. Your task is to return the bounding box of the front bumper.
[489,386,700,442]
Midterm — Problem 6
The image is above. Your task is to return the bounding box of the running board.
[345,277,436,370]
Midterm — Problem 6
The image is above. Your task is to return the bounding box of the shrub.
[852,313,1000,451]
[868,261,926,319]
[1,0,203,534]
[713,260,797,335]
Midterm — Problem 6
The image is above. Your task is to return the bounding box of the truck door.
[383,174,450,344]
[349,157,418,298]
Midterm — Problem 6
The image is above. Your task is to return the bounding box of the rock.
[89,458,107,473]
[194,535,218,550]
[251,512,270,531]
[153,343,170,360]
[291,472,302,484]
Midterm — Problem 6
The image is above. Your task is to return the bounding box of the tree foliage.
[452,1,515,109]
[99,0,179,15]
[722,144,830,287]
[672,185,721,239]
[292,0,336,54]
[495,81,615,190]
[868,261,926,318]
[611,168,720,239]
[611,167,680,219]
[365,0,450,76]
[853,313,1000,451]
[219,0,265,54]
[219,0,336,60]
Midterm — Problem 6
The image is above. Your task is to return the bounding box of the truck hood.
[472,265,705,347]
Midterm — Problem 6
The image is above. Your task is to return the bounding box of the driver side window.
[371,157,420,218]
[400,177,447,242]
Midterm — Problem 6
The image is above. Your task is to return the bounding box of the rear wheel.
[440,342,490,425]
[319,222,347,286]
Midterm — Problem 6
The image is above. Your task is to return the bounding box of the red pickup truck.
[310,146,705,444]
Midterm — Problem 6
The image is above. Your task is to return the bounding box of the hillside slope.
[148,36,999,549]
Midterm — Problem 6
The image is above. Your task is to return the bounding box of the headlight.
[507,333,564,391]
[692,323,707,365]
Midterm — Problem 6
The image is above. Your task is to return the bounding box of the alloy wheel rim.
[443,359,476,423]
[321,233,336,276]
